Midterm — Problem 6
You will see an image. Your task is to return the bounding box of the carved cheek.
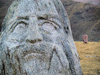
[5,34,20,49]
[5,24,27,48]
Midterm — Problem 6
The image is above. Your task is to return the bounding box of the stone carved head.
[0,0,82,75]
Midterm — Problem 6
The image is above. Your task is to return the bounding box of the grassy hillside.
[75,41,100,75]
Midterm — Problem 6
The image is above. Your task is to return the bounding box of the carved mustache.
[9,42,69,70]
[9,42,54,58]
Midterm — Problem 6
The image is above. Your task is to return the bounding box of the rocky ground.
[0,0,100,41]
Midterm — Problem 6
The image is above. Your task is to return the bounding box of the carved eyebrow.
[37,14,62,21]
[8,16,29,32]
[49,18,62,27]
[48,14,62,20]
[48,15,62,28]
[38,14,62,28]
[38,15,48,20]
[17,16,29,20]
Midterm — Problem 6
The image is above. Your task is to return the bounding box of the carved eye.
[13,23,27,34]
[42,22,58,32]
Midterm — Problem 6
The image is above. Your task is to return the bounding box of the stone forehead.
[2,0,69,33]
[14,0,58,16]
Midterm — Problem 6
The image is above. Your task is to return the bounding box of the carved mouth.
[24,52,43,61]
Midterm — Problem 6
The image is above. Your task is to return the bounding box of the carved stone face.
[5,0,65,49]
[0,0,82,75]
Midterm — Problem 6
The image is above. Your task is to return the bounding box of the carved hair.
[1,0,20,32]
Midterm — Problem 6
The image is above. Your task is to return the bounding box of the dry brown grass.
[75,41,100,75]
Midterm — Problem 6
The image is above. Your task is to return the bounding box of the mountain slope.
[73,0,100,7]
[61,0,100,41]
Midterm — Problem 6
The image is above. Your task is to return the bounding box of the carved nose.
[26,32,43,43]
[26,16,43,43]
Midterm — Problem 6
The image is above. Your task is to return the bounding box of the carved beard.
[4,42,70,75]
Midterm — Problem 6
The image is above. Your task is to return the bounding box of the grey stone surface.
[0,0,83,75]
